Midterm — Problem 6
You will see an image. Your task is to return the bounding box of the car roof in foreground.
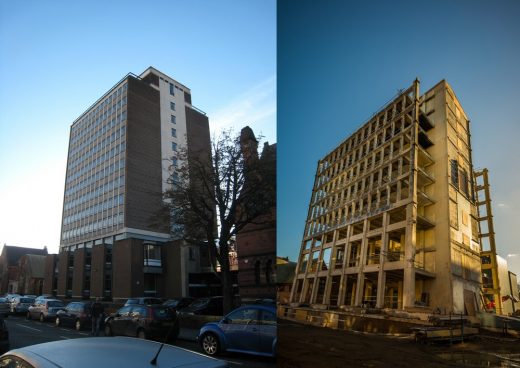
[3,337,227,368]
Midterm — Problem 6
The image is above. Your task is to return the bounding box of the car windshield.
[21,298,34,303]
[189,298,209,308]
[48,301,64,307]
[126,299,137,304]
[0,298,7,303]
[165,300,179,307]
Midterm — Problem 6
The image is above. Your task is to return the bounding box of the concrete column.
[376,213,389,308]
[354,219,369,306]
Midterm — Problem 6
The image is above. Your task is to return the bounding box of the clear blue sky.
[278,0,520,277]
[0,0,275,254]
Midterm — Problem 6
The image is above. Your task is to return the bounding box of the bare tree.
[161,128,275,314]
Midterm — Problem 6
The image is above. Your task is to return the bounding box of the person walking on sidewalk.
[91,298,104,336]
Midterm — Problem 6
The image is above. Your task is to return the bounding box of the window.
[172,157,178,167]
[171,115,176,124]
[260,310,277,326]
[226,308,259,325]
[169,83,175,96]
[170,102,176,111]
[172,142,177,151]
[171,128,177,138]
[144,244,161,267]
[450,159,459,189]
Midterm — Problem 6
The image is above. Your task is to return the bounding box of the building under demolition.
[290,79,484,315]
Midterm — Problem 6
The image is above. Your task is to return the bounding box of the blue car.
[198,304,276,357]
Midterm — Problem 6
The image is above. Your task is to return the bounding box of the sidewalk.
[178,327,199,342]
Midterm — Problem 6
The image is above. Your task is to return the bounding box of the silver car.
[0,337,228,367]
[27,299,64,322]
[10,296,35,314]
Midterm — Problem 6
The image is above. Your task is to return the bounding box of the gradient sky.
[278,0,520,276]
[0,0,275,255]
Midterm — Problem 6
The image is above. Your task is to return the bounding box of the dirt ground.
[277,319,520,367]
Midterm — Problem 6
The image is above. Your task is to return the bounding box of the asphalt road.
[4,315,275,368]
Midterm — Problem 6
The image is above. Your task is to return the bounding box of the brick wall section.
[90,244,105,298]
[72,248,85,298]
[141,72,159,87]
[112,238,144,300]
[125,77,165,233]
[57,252,68,297]
[185,106,211,172]
[42,254,57,295]
[162,241,183,297]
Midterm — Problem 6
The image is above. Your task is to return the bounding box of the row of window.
[62,213,124,241]
[66,138,126,185]
[65,157,126,198]
[67,123,126,179]
[62,234,122,253]
[70,83,128,146]
[70,100,126,157]
[63,193,125,226]
[64,174,125,211]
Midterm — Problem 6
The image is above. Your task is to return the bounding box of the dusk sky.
[278,0,520,276]
[0,0,275,255]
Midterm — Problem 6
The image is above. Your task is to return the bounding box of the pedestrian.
[91,298,104,336]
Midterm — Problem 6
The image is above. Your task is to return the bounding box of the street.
[4,315,275,368]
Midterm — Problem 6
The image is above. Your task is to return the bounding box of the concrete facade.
[291,80,482,315]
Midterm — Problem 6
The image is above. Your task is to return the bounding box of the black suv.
[104,304,179,341]
[55,301,92,330]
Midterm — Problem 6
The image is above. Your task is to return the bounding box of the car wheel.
[201,333,220,356]
[137,329,146,339]
[104,325,112,336]
[26,312,31,320]
[75,320,82,331]
[55,317,61,327]
[39,313,45,322]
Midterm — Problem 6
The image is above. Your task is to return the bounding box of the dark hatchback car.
[163,297,195,310]
[104,304,179,342]
[55,301,92,331]
[179,297,224,316]
[123,297,163,307]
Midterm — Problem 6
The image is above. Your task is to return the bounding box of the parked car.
[34,295,53,304]
[0,299,10,318]
[27,299,65,322]
[0,336,228,367]
[124,297,163,307]
[179,296,223,316]
[0,318,9,354]
[198,304,277,357]
[55,301,92,331]
[163,297,194,310]
[4,294,20,303]
[10,296,35,314]
[104,304,179,342]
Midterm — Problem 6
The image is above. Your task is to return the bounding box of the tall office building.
[290,80,482,315]
[56,67,211,301]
